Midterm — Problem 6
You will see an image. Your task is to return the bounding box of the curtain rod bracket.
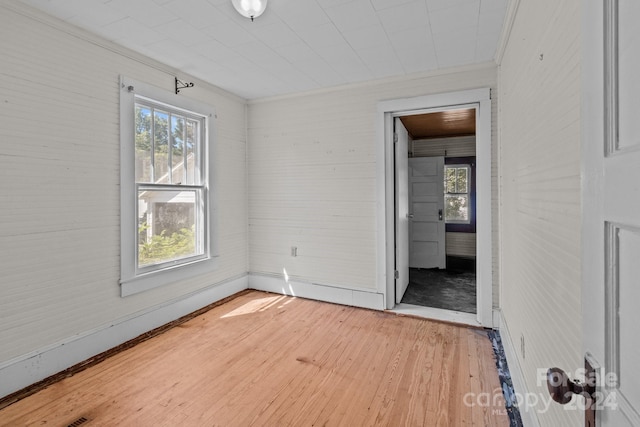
[175,77,194,94]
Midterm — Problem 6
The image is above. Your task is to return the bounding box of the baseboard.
[495,308,541,427]
[249,273,385,311]
[0,274,249,400]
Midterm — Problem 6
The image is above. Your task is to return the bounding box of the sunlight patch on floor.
[221,295,288,318]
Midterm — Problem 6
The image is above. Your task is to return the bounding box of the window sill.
[446,223,476,233]
[120,256,219,297]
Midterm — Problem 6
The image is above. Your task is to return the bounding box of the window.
[444,165,471,224]
[120,77,217,296]
[135,100,205,268]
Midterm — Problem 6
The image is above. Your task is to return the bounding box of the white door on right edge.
[583,0,640,425]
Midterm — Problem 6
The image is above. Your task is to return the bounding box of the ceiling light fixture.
[231,0,268,22]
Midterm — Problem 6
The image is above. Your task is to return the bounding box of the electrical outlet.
[291,246,297,257]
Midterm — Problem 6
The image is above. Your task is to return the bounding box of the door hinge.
[393,133,398,144]
[394,270,399,279]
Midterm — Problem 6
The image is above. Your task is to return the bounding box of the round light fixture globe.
[231,0,268,21]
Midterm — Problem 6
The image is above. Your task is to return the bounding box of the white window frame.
[444,164,471,224]
[119,76,218,297]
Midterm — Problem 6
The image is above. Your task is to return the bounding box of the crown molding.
[249,61,497,105]
[1,0,246,103]
[494,0,522,65]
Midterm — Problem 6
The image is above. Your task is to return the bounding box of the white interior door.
[583,0,640,425]
[408,157,446,269]
[395,118,409,304]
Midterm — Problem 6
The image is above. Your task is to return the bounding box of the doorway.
[376,88,492,327]
[400,112,478,314]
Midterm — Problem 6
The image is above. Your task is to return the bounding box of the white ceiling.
[19,0,508,99]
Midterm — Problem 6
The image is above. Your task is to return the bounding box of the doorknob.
[407,213,414,219]
[546,368,592,404]
[438,209,443,221]
[546,357,597,427]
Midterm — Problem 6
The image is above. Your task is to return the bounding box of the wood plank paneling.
[401,109,476,140]
[249,65,498,293]
[498,0,582,425]
[412,135,476,158]
[0,3,247,368]
[446,232,477,258]
[0,291,509,427]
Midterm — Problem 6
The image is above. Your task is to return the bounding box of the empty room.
[1,1,638,426]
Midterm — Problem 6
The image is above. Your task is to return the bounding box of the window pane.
[154,110,169,183]
[186,120,198,185]
[445,167,456,193]
[134,105,152,183]
[456,167,468,193]
[137,189,202,267]
[445,194,469,222]
[171,115,185,184]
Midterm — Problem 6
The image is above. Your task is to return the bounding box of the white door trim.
[375,88,493,327]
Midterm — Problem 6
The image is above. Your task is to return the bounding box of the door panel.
[617,0,640,151]
[413,201,438,214]
[408,157,445,269]
[583,0,640,425]
[395,118,410,304]
[412,182,437,195]
[413,241,438,254]
[412,222,438,236]
[609,225,640,410]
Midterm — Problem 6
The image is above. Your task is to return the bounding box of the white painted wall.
[498,0,582,425]
[412,135,476,157]
[248,64,499,306]
[0,1,247,382]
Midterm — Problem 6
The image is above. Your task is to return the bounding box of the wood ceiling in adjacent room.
[401,108,476,140]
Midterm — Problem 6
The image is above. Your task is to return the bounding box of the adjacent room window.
[444,165,471,224]
[120,77,218,296]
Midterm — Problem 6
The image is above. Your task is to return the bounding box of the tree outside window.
[134,100,205,269]
[444,165,471,224]
[120,77,218,296]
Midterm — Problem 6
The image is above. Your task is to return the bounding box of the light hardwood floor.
[0,291,509,426]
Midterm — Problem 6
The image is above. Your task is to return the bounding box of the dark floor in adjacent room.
[401,257,476,313]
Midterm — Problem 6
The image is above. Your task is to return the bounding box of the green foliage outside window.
[135,105,196,184]
[444,166,470,222]
[138,222,196,266]
[135,103,201,267]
